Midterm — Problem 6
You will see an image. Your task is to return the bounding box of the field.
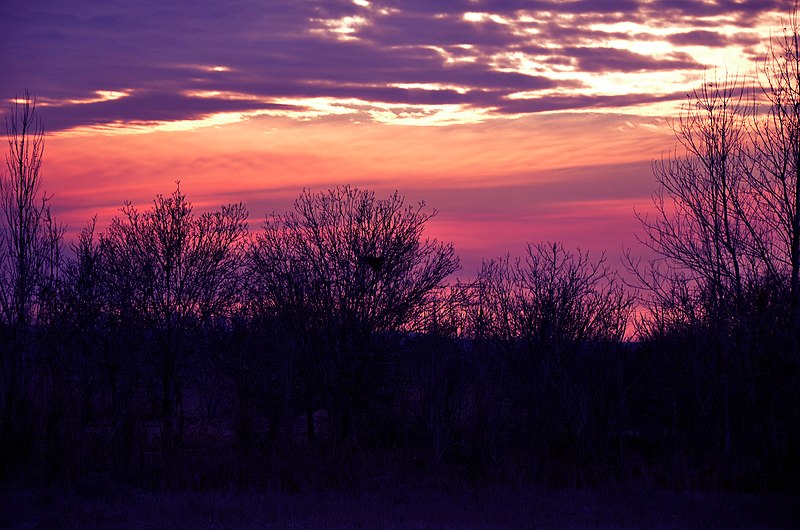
[2,482,797,529]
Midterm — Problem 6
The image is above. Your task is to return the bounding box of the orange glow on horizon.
[41,110,667,276]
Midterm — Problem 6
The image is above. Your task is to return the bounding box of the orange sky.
[43,111,671,273]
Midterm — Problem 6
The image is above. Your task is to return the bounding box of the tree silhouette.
[0,92,63,475]
[101,185,248,460]
[466,242,632,480]
[249,186,459,446]
[630,11,800,484]
[748,3,800,354]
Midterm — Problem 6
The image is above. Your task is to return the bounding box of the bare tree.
[636,75,754,299]
[735,1,800,487]
[249,185,459,446]
[59,218,109,427]
[748,2,800,349]
[473,243,630,347]
[0,92,63,473]
[466,242,632,482]
[0,92,63,330]
[633,75,754,458]
[101,185,248,459]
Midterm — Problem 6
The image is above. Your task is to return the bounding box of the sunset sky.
[0,0,787,274]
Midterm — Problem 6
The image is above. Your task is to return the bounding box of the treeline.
[1,12,800,494]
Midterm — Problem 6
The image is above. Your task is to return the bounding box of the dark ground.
[1,482,797,529]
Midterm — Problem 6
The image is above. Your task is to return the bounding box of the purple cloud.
[0,0,782,130]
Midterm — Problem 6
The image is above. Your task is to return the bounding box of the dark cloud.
[355,12,518,48]
[549,0,642,15]
[495,91,685,114]
[0,0,781,130]
[649,0,784,24]
[38,92,300,132]
[564,47,702,72]
[667,30,761,48]
[667,30,729,47]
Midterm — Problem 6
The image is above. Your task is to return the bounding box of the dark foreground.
[2,483,797,529]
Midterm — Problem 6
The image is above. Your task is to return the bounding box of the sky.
[0,0,788,275]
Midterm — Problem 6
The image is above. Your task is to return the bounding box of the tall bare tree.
[748,2,800,349]
[736,1,800,487]
[0,92,63,473]
[638,76,753,298]
[0,92,62,331]
[634,75,754,458]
